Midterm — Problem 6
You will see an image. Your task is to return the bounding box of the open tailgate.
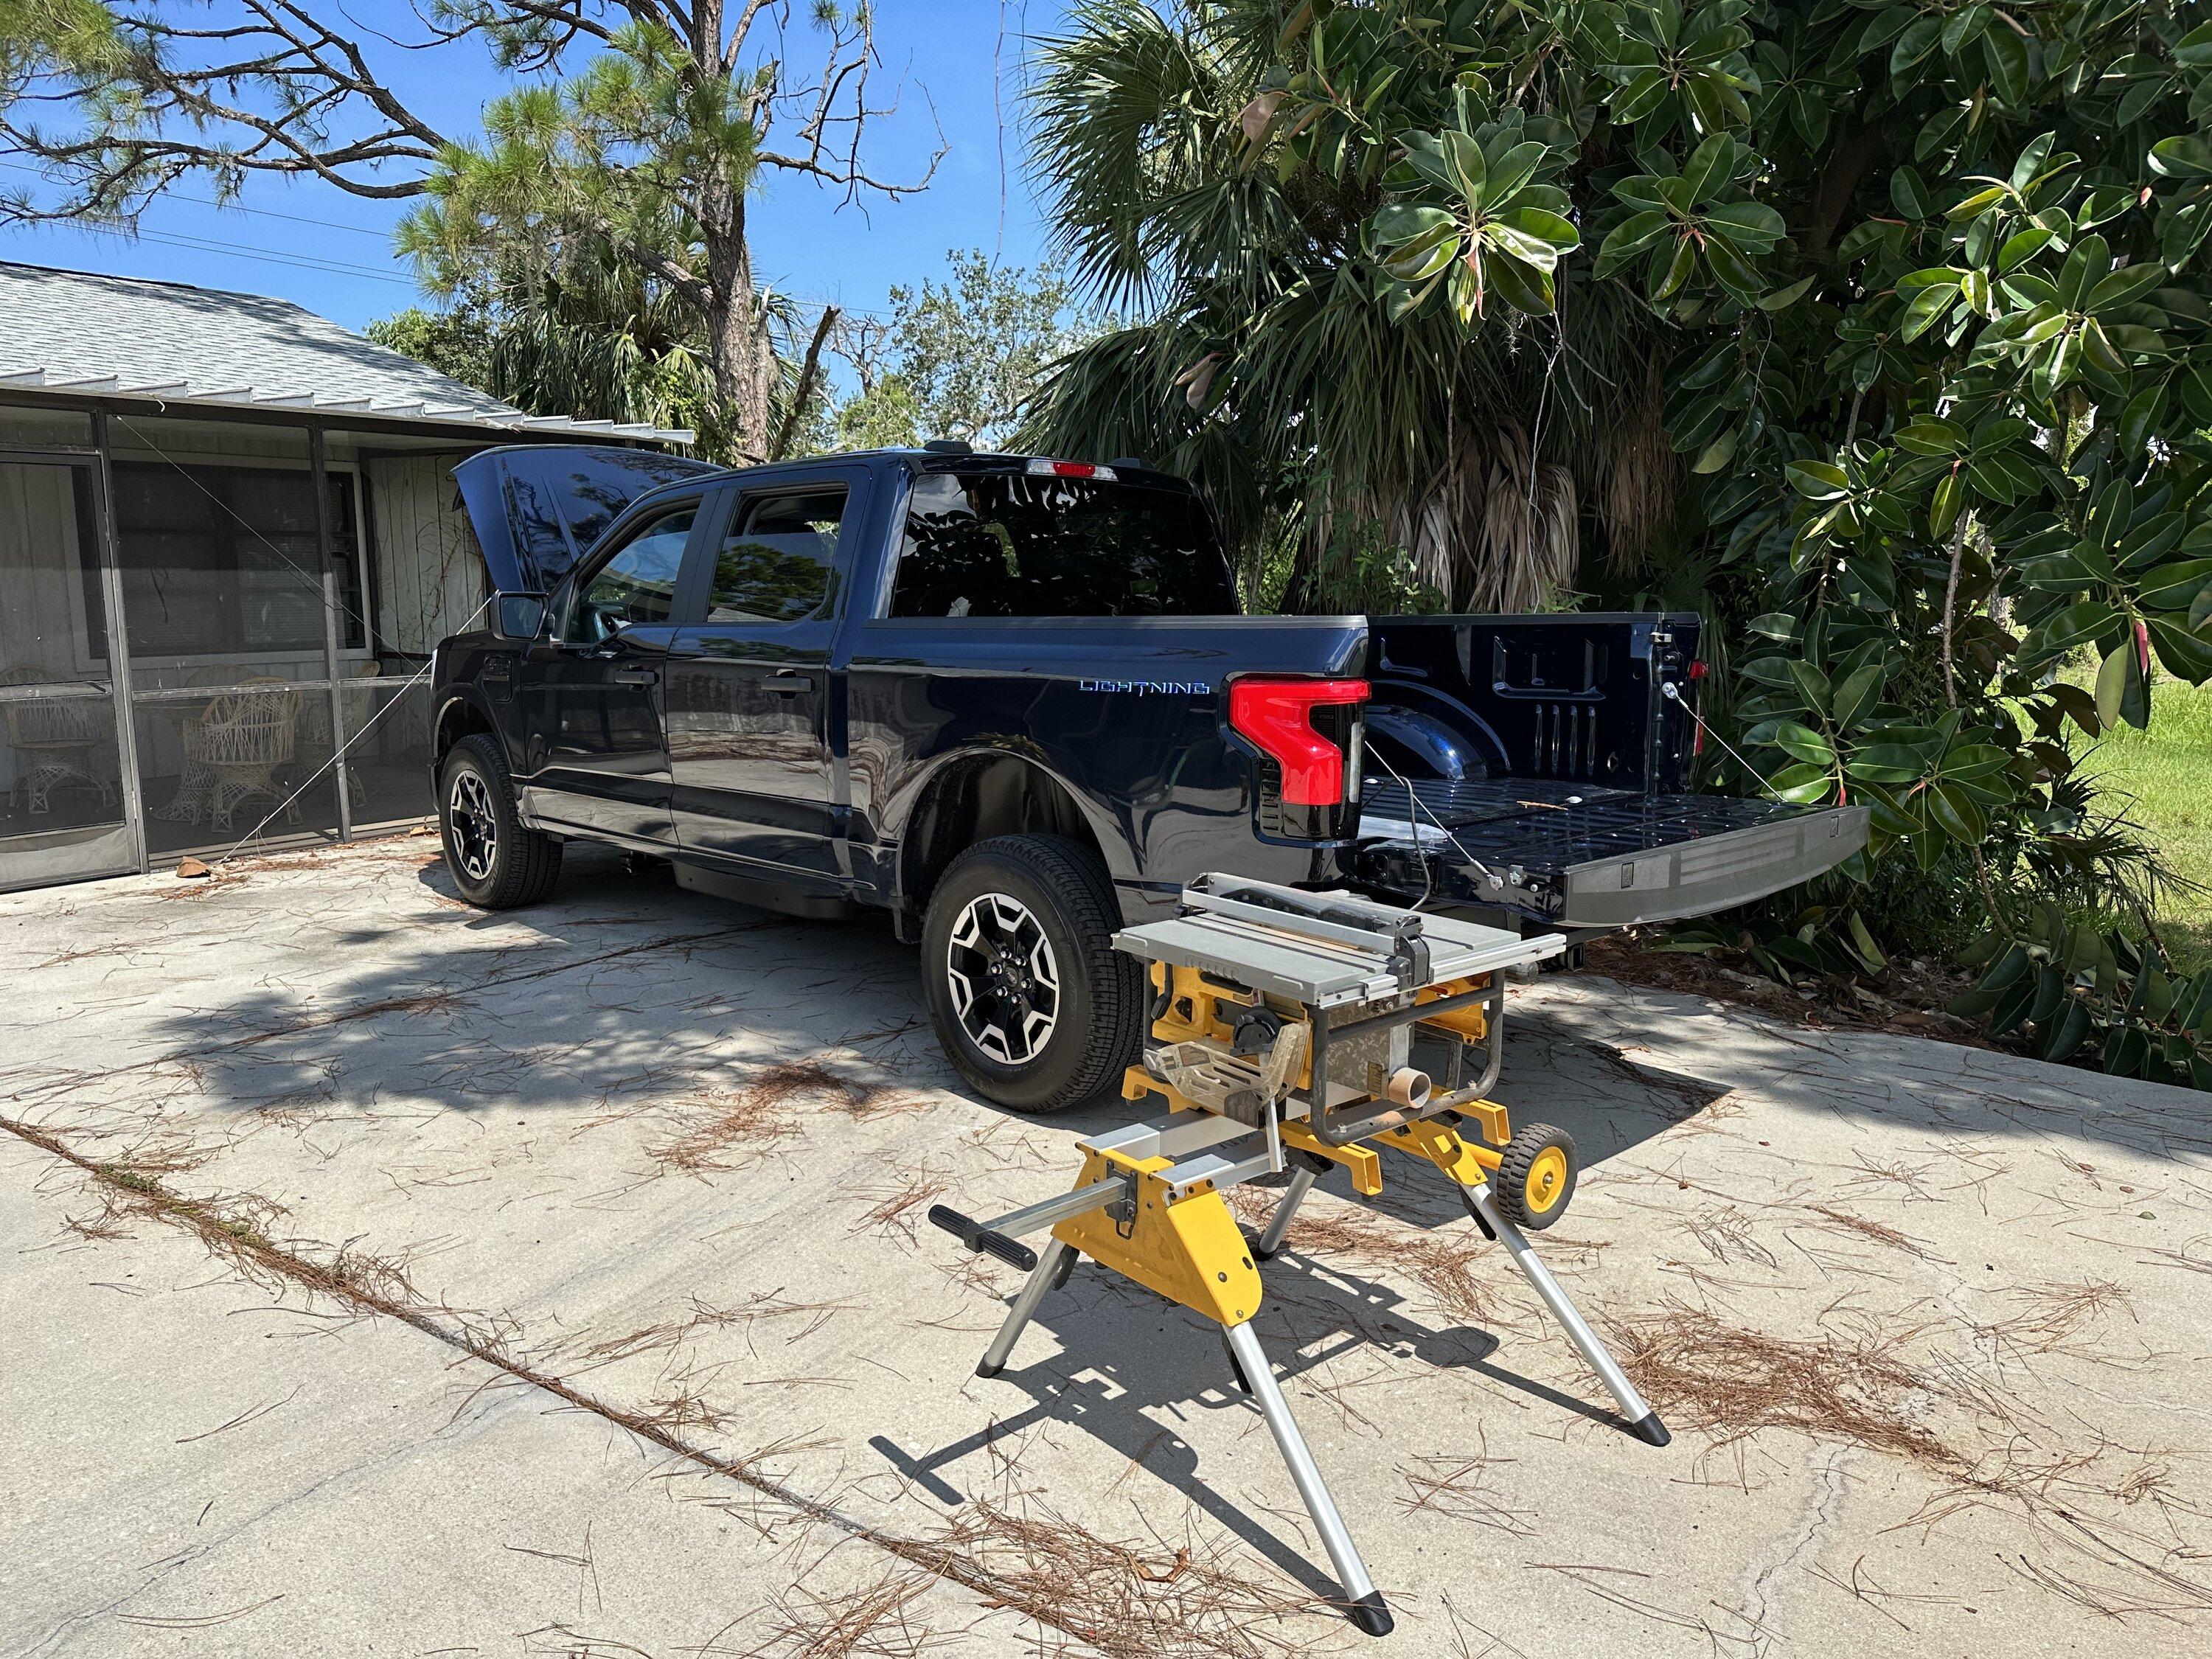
[1355,778,1869,929]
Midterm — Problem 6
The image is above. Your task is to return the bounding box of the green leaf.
[1681,133,1736,204]
[1773,721,1837,765]
[1759,273,1817,312]
[1441,128,1486,200]
[2088,264,2167,315]
[1767,762,1835,804]
[1786,459,1850,500]
[1481,250,1557,316]
[1930,469,1964,539]
[1492,207,1581,257]
[1847,911,1888,973]
[2151,134,2212,179]
[1480,141,1547,209]
[1831,662,1885,731]
[1996,227,2053,274]
[2146,614,2212,681]
[2042,998,2094,1063]
[1947,184,2008,221]
[2057,233,2110,312]
[1889,166,1933,220]
[2096,638,2149,730]
[1894,417,1967,456]
[2010,132,2056,192]
[1595,210,1671,276]
[1786,658,1833,717]
[1983,24,2028,105]
[2124,562,2212,615]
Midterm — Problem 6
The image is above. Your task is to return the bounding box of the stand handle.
[928,1206,1038,1271]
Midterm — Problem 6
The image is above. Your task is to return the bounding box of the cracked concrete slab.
[5,838,2211,1657]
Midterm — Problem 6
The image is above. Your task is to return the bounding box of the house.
[0,261,690,894]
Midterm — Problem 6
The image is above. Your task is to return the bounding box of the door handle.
[765,672,815,695]
[613,669,658,687]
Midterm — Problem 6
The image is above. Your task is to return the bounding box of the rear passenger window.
[704,487,845,624]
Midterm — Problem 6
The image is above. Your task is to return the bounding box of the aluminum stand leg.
[1252,1163,1318,1260]
[1223,1320,1393,1636]
[1463,1181,1671,1447]
[976,1237,1071,1380]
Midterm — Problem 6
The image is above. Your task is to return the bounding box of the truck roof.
[453,443,1199,594]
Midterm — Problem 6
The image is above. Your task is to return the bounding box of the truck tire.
[438,732,562,910]
[922,834,1143,1113]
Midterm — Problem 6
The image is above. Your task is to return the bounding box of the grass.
[2076,673,2212,973]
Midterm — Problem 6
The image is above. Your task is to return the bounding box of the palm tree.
[1018,0,1669,612]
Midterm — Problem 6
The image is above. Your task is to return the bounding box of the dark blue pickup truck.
[431,443,1867,1110]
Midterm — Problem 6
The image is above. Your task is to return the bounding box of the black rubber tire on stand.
[438,732,562,910]
[1492,1121,1578,1231]
[921,834,1144,1113]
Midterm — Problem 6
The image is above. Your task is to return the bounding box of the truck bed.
[1353,615,1868,931]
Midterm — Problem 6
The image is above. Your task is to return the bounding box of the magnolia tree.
[1026,0,2212,1085]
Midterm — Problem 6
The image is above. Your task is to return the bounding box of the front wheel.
[920,835,1143,1113]
[438,733,562,909]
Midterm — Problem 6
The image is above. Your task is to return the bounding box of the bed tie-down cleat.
[930,874,1669,1636]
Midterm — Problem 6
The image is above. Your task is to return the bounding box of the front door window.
[569,505,697,643]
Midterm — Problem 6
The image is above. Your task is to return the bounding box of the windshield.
[887,470,1239,618]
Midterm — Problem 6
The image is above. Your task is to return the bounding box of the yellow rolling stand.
[931,875,1669,1638]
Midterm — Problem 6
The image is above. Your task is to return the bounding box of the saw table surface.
[1113,900,1565,1006]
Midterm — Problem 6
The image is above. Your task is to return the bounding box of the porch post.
[90,409,149,875]
[311,424,352,841]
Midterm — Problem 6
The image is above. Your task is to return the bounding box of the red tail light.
[1228,678,1369,804]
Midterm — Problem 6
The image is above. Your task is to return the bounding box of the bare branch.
[770,303,838,461]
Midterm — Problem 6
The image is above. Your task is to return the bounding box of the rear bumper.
[1352,783,1870,929]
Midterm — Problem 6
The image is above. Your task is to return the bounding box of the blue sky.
[0,2,1065,339]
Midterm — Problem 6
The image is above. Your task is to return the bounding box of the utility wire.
[0,159,395,239]
[41,217,416,286]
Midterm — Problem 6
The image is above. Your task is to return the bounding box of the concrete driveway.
[4,838,2210,1658]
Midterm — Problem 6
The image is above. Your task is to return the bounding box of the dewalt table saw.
[932,874,1668,1635]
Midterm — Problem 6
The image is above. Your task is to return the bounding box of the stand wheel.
[1492,1123,1576,1231]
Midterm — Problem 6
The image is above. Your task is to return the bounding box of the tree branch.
[770,302,838,461]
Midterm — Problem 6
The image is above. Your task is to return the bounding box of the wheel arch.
[893,748,1127,937]
[432,692,502,775]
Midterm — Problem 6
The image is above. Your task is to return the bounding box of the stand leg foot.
[1224,1321,1382,1618]
[1464,1182,1666,1446]
[1346,1589,1394,1637]
[975,1238,1071,1380]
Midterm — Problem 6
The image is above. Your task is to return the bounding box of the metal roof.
[0,261,692,445]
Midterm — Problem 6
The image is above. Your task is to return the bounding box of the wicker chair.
[1,664,116,815]
[182,677,301,830]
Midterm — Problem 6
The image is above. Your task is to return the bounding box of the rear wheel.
[921,834,1142,1113]
[439,733,561,909]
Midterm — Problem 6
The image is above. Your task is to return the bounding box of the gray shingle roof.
[0,261,691,445]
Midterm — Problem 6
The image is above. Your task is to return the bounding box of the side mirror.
[490,592,546,641]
